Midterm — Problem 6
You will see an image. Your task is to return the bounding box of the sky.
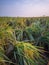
[0,0,49,17]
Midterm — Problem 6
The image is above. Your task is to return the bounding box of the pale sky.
[0,0,49,17]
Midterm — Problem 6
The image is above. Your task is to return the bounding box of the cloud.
[17,2,49,17]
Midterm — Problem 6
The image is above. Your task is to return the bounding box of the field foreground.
[0,17,49,65]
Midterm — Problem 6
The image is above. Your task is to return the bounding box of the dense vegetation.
[0,17,49,65]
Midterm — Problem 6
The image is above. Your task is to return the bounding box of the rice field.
[0,17,49,65]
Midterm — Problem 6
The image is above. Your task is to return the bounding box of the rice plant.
[0,17,49,65]
[14,42,47,65]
